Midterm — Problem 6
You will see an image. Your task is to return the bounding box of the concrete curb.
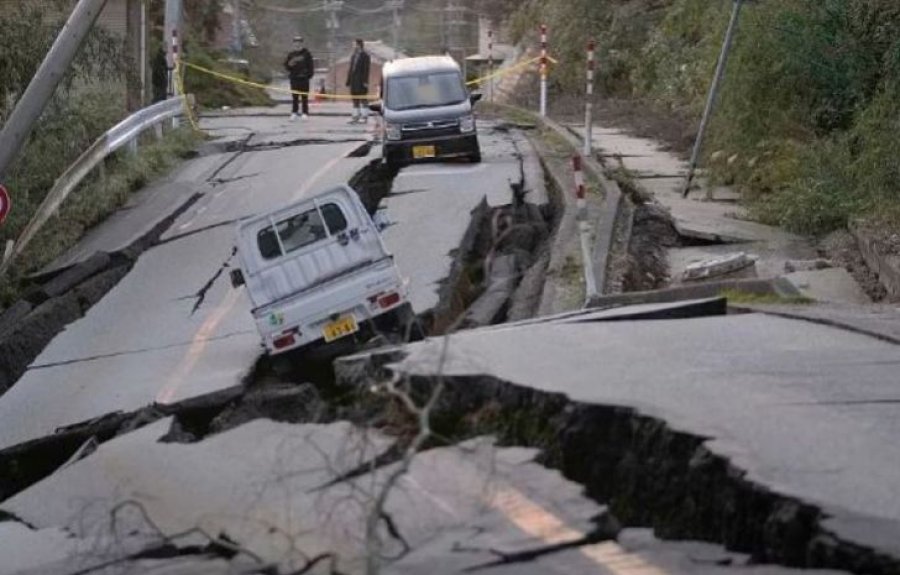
[489,104,626,298]
[539,115,625,295]
[586,277,802,309]
[851,222,900,299]
[531,141,583,315]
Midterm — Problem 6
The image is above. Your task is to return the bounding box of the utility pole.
[682,0,745,197]
[0,0,110,185]
[126,0,143,110]
[164,0,183,97]
[539,23,548,117]
[324,0,343,93]
[141,0,147,105]
[488,27,494,103]
[445,2,466,76]
[232,0,243,55]
[387,0,404,60]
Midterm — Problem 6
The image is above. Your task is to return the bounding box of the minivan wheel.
[469,141,482,164]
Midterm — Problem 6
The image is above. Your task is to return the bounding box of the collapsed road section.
[5,115,893,575]
[335,299,900,575]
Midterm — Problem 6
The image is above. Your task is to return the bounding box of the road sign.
[0,184,10,224]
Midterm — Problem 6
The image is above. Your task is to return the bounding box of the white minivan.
[230,185,416,356]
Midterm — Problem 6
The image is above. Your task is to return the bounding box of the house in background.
[327,41,406,96]
[465,16,514,82]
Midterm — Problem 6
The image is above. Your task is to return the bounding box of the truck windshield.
[258,203,347,260]
[385,72,467,111]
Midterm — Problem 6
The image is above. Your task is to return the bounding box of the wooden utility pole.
[682,0,746,197]
[0,0,111,183]
[126,0,144,110]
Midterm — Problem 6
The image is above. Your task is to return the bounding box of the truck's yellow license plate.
[322,315,359,342]
[412,145,436,159]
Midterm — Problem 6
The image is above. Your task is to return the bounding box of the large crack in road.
[3,123,875,575]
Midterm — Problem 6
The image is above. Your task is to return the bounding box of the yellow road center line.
[158,287,241,404]
[159,141,359,403]
[403,475,671,574]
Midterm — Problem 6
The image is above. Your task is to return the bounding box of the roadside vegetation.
[0,3,205,305]
[154,0,273,109]
[492,0,900,236]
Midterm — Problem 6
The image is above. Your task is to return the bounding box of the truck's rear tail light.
[378,292,401,309]
[273,328,299,350]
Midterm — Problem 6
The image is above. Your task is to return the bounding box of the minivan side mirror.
[230,268,245,288]
[368,102,383,114]
[469,92,483,105]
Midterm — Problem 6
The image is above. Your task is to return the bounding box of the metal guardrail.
[0,95,195,277]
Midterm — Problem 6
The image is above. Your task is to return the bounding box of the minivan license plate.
[412,145,436,159]
[322,315,359,342]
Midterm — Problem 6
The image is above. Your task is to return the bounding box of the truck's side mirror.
[230,268,245,287]
[368,102,383,114]
[469,92,483,105]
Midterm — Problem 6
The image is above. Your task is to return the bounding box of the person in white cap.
[284,36,314,120]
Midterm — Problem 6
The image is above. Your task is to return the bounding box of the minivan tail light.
[378,292,401,309]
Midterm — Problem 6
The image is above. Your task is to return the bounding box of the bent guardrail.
[0,95,195,278]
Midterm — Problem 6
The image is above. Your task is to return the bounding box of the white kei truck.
[229,185,417,356]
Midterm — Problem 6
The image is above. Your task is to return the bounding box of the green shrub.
[500,0,900,236]
[181,49,274,110]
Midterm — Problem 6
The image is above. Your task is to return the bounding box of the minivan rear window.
[386,72,467,111]
[257,202,348,260]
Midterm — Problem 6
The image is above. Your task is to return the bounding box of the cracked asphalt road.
[0,114,376,449]
[0,106,873,575]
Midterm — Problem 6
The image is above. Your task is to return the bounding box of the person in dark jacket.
[346,39,371,124]
[151,46,169,103]
[284,36,314,120]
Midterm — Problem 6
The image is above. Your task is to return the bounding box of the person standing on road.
[284,36,314,121]
[151,45,169,103]
[346,39,371,124]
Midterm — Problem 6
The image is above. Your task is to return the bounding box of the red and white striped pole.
[584,40,595,157]
[573,155,598,299]
[539,24,548,117]
[488,28,494,104]
[171,29,182,128]
[168,28,179,97]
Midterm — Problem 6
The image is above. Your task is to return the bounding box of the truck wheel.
[388,303,425,343]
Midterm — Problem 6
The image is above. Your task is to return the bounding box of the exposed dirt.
[558,95,697,156]
[507,73,697,156]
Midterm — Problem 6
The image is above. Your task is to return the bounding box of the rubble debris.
[682,252,758,283]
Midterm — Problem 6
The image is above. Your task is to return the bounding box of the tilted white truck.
[229,185,417,356]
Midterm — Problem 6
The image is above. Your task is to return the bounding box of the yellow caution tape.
[180,54,558,103]
[465,55,555,86]
[174,58,203,132]
[181,60,377,100]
